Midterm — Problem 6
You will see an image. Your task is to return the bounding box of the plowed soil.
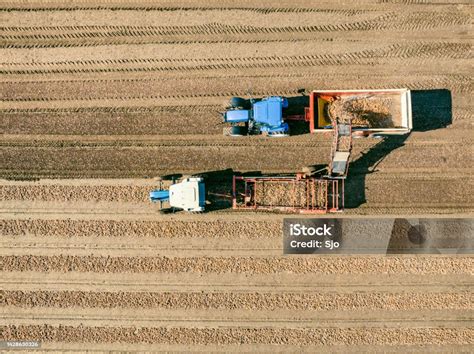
[1,0,472,352]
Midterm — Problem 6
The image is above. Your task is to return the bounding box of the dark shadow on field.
[194,168,265,212]
[285,93,310,136]
[201,164,329,211]
[385,218,472,254]
[202,168,299,211]
[345,89,452,209]
[197,168,234,211]
[386,218,441,254]
[411,89,453,131]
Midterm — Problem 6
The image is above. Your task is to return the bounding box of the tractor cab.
[223,96,289,136]
[252,96,289,135]
[253,96,287,125]
[150,177,205,212]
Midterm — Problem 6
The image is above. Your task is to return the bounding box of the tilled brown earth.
[1,255,471,274]
[1,0,473,351]
[2,218,280,239]
[0,184,152,203]
[1,136,470,179]
[2,325,473,346]
[3,290,471,310]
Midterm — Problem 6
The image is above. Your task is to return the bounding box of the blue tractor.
[223,96,290,137]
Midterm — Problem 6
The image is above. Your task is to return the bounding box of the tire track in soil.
[4,315,469,328]
[0,104,219,113]
[2,42,470,75]
[0,143,467,179]
[3,278,470,293]
[1,80,469,135]
[2,273,469,289]
[0,137,467,153]
[378,0,469,4]
[0,11,469,40]
[2,74,471,101]
[0,139,335,148]
[1,11,470,49]
[4,111,469,136]
[0,113,217,135]
[0,7,370,15]
[0,37,319,49]
[3,71,471,85]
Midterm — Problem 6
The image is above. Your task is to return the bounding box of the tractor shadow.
[285,93,310,135]
[345,89,452,209]
[200,168,265,211]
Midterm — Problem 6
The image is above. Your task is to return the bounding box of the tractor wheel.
[229,126,248,136]
[229,97,250,109]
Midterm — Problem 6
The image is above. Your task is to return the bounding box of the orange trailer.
[308,89,412,135]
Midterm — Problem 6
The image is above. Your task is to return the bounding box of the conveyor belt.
[329,107,353,178]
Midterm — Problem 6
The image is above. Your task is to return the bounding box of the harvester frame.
[232,175,344,214]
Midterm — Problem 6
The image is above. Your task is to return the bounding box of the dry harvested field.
[1,0,473,352]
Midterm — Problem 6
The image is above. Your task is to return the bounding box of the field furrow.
[2,325,472,346]
[1,255,471,274]
[3,290,471,310]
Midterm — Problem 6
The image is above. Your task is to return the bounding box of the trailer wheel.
[229,126,248,136]
[229,97,250,109]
